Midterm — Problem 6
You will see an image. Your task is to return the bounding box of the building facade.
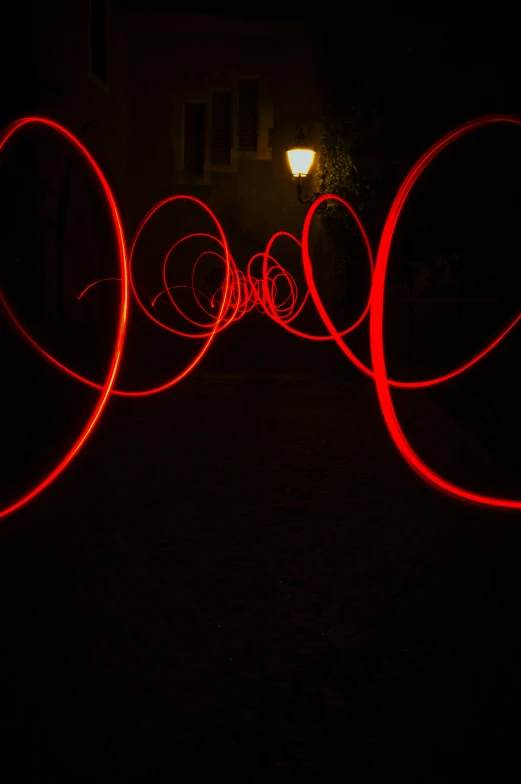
[2,3,334,375]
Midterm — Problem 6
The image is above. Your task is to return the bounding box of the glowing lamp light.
[287,128,320,205]
[287,147,315,178]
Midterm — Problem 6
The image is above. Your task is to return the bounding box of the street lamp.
[287,128,320,205]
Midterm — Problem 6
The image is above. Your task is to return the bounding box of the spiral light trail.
[1,114,520,519]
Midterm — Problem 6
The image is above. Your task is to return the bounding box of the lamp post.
[286,128,321,205]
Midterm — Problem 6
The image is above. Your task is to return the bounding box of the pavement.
[1,369,520,781]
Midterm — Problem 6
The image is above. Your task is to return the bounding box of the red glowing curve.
[369,114,521,509]
[1,195,234,398]
[160,233,243,336]
[73,186,521,397]
[300,194,521,391]
[74,278,154,305]
[3,114,521,517]
[74,277,122,299]
[0,117,129,520]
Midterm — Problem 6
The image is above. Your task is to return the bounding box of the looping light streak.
[1,114,521,518]
[0,116,129,520]
[368,115,521,508]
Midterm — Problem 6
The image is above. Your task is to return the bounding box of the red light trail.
[1,114,520,519]
[0,117,129,520]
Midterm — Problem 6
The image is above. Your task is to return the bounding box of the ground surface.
[1,366,520,781]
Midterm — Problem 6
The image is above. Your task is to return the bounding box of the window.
[90,0,107,83]
[211,91,232,165]
[238,79,258,152]
[184,103,206,176]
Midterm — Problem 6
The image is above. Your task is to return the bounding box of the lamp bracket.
[296,174,321,206]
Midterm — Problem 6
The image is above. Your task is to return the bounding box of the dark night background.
[1,3,521,781]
